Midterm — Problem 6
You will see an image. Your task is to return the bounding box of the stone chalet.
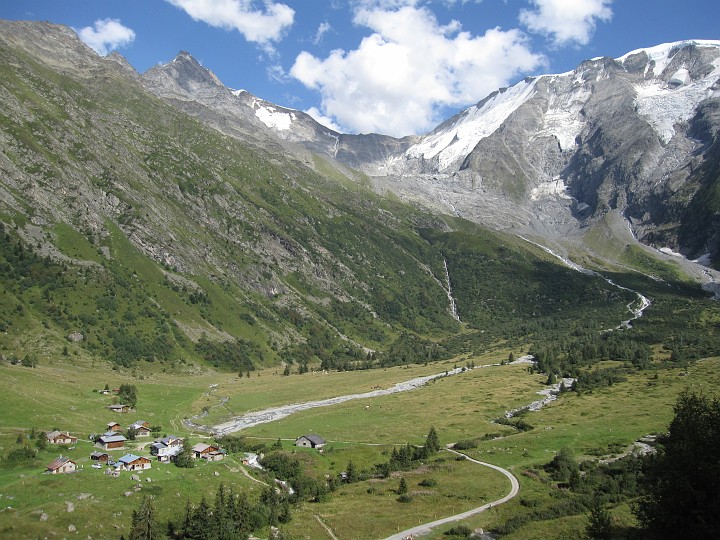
[106,404,132,413]
[192,443,225,461]
[116,454,152,471]
[47,456,77,474]
[295,434,326,449]
[97,434,126,450]
[128,420,152,437]
[46,431,78,445]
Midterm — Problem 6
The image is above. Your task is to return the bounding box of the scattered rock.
[67,332,84,342]
[66,501,75,512]
[123,492,133,497]
[131,474,140,481]
[76,493,92,500]
[214,471,219,477]
[40,512,48,521]
[145,477,152,482]
[68,524,76,532]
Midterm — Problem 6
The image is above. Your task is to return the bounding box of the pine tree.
[425,426,441,454]
[398,476,408,495]
[129,496,164,540]
[346,460,358,483]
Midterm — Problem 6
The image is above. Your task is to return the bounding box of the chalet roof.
[160,435,182,445]
[99,434,126,443]
[47,430,73,439]
[129,421,149,429]
[118,453,145,464]
[47,456,75,470]
[299,434,326,445]
[192,443,217,453]
[90,451,109,458]
[107,421,120,427]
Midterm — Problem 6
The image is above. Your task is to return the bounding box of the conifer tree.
[425,426,441,454]
[129,496,163,540]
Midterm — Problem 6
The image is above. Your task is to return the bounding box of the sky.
[2,1,719,137]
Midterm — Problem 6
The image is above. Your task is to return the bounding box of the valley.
[0,18,719,540]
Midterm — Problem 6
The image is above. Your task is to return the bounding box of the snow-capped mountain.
[142,41,720,263]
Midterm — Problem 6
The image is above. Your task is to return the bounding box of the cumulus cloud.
[166,0,294,44]
[306,106,342,132]
[76,18,136,56]
[519,0,613,46]
[291,4,543,136]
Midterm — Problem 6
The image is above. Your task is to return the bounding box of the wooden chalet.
[106,421,122,432]
[97,434,126,450]
[191,443,225,461]
[47,456,77,474]
[46,431,78,445]
[116,454,152,471]
[90,451,110,463]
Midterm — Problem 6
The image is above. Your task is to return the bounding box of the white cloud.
[76,19,135,56]
[291,4,543,136]
[313,21,332,45]
[166,0,294,44]
[519,0,613,46]
[305,106,342,132]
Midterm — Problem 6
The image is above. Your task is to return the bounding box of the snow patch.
[617,40,720,76]
[254,104,294,131]
[406,79,538,171]
[634,56,720,143]
[533,86,591,150]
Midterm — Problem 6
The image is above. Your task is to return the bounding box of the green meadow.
[1,347,719,538]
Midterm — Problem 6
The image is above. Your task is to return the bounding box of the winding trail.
[383,449,520,540]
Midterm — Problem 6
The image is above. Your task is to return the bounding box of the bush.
[6,447,36,461]
[418,478,437,487]
[397,494,413,503]
[453,439,478,450]
[444,524,473,537]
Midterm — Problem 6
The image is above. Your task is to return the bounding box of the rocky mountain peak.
[143,50,225,99]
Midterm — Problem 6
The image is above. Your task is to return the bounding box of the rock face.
[142,39,720,263]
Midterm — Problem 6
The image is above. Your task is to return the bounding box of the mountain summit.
[142,40,720,265]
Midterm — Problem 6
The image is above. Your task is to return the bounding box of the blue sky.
[2,1,719,136]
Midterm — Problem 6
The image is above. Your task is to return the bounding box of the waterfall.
[444,258,461,322]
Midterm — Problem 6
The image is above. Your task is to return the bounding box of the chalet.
[97,434,126,450]
[106,421,122,432]
[116,454,152,471]
[106,404,132,413]
[295,434,326,449]
[47,456,77,474]
[90,451,110,463]
[128,421,151,437]
[150,436,183,462]
[191,443,225,461]
[46,431,78,445]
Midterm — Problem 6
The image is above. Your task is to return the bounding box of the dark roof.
[300,434,325,445]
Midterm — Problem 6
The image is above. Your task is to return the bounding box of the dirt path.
[315,515,340,540]
[383,449,519,540]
